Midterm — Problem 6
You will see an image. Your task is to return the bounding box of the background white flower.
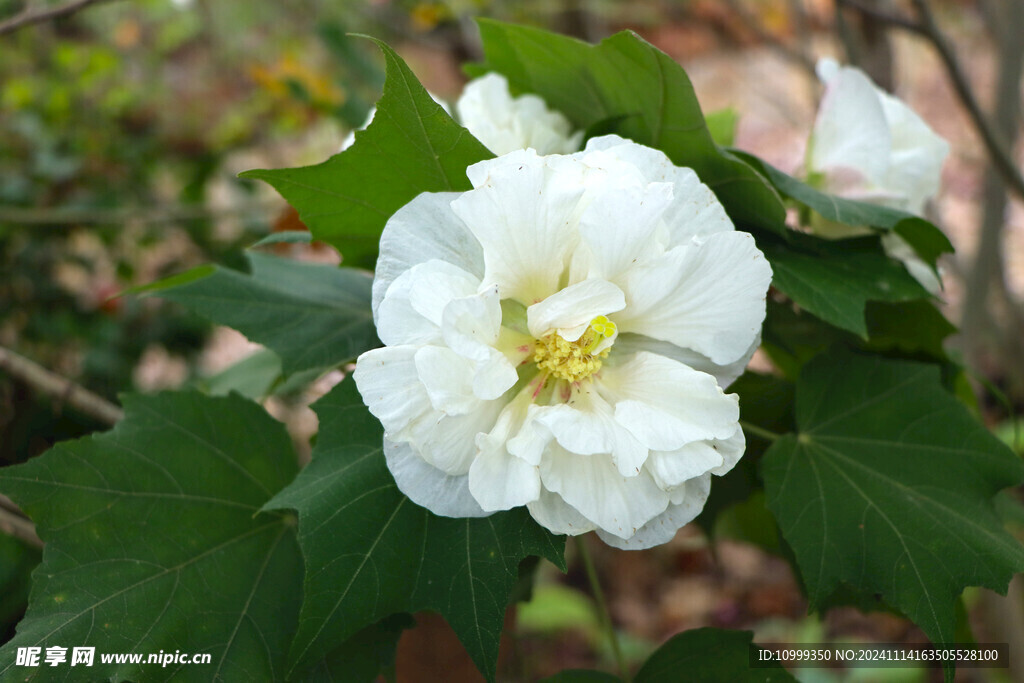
[341,72,580,156]
[806,58,950,293]
[353,135,772,550]
[456,72,583,155]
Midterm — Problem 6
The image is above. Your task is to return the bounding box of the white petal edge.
[373,192,484,320]
[597,473,712,549]
[383,439,489,518]
[526,278,625,339]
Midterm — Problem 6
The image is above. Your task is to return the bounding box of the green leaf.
[735,151,953,265]
[762,351,1024,648]
[242,39,492,268]
[264,379,566,681]
[150,251,377,376]
[0,392,303,682]
[0,535,40,639]
[472,19,785,233]
[634,628,795,682]
[199,348,283,399]
[762,233,930,338]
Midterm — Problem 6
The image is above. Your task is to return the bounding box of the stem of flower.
[739,420,782,442]
[576,535,630,681]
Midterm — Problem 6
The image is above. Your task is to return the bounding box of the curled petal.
[616,231,772,365]
[597,474,711,549]
[384,439,488,518]
[539,444,669,539]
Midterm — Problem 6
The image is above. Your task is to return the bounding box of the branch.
[836,0,924,34]
[0,495,42,549]
[0,0,116,37]
[0,346,123,425]
[839,0,1024,202]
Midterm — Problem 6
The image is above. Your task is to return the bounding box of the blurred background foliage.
[1,0,1022,678]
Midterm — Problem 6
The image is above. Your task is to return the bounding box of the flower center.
[533,315,616,383]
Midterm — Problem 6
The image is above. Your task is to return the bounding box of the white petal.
[353,346,435,437]
[581,136,734,246]
[414,346,477,415]
[533,384,649,477]
[616,231,772,365]
[376,269,440,347]
[455,150,586,304]
[647,441,725,490]
[540,444,669,539]
[457,73,581,156]
[527,488,596,536]
[404,396,504,475]
[526,278,625,339]
[507,402,556,466]
[709,428,746,476]
[597,474,711,549]
[809,62,891,187]
[613,332,759,389]
[374,192,484,319]
[575,179,673,281]
[468,445,541,511]
[377,260,480,346]
[441,286,504,362]
[384,439,489,518]
[878,90,949,214]
[598,351,740,451]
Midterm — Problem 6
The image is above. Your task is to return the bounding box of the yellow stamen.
[533,316,616,383]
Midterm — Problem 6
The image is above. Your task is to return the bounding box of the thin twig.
[722,0,817,77]
[0,498,42,549]
[0,0,117,37]
[839,0,1024,202]
[835,0,924,34]
[0,346,123,425]
[576,536,630,682]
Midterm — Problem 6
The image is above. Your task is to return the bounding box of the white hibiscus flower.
[353,134,772,550]
[341,73,580,156]
[806,58,950,293]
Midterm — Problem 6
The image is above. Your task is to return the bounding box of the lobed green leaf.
[762,351,1024,652]
[0,393,302,682]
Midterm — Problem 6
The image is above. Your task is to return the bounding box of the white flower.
[806,58,950,293]
[456,73,583,155]
[340,73,581,156]
[353,135,773,550]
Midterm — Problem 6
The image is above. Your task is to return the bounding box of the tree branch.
[0,494,42,549]
[0,346,123,425]
[0,0,117,37]
[836,0,924,34]
[839,0,1024,202]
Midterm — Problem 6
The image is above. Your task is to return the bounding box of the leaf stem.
[739,420,782,442]
[576,535,630,682]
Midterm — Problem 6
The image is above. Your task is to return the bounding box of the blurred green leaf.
[635,628,795,682]
[705,108,739,147]
[148,251,377,376]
